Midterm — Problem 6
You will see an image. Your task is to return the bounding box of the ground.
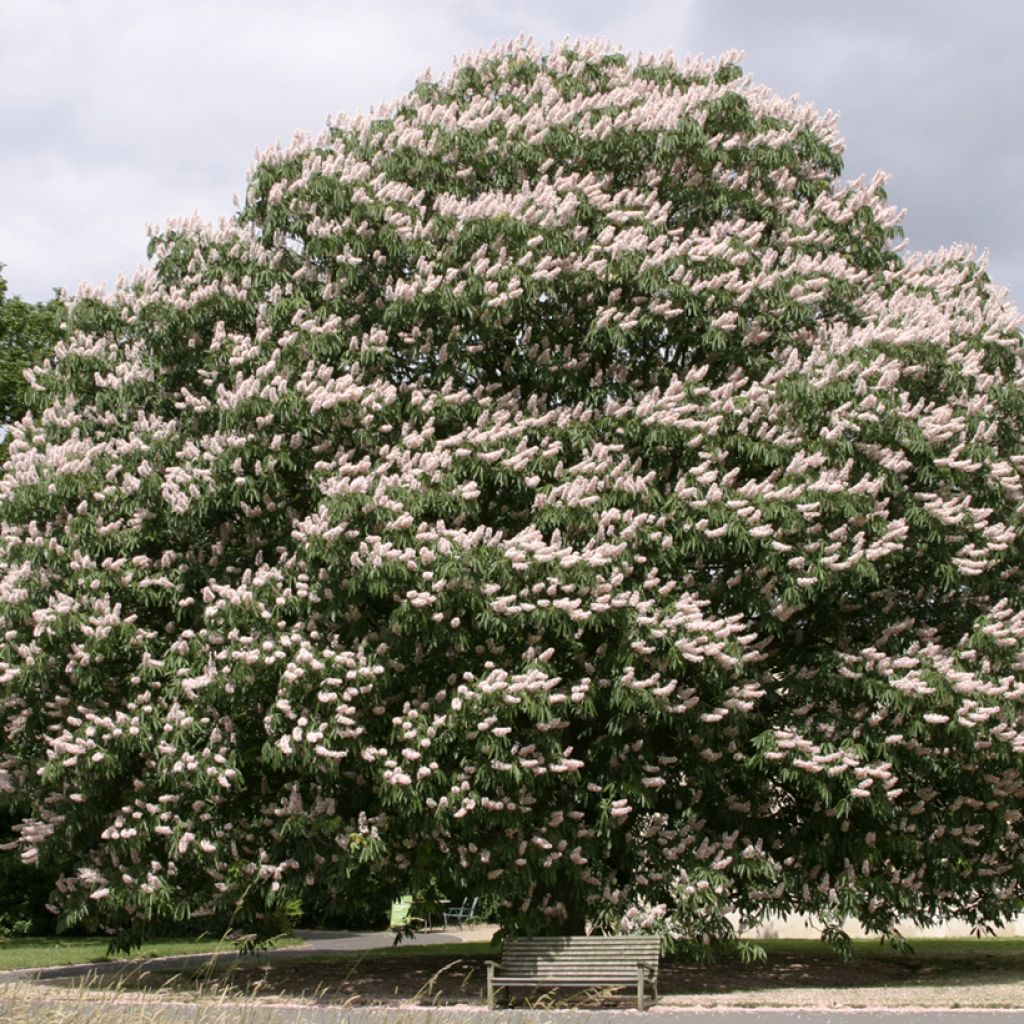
[2,935,1022,1012]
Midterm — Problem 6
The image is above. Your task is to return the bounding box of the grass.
[0,980,290,1024]
[0,934,300,972]
[762,934,1024,965]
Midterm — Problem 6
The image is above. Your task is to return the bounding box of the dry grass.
[0,980,285,1023]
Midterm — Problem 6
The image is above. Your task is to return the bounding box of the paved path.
[0,997,1021,1023]
[0,924,497,985]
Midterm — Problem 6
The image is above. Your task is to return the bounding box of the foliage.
[0,264,61,431]
[0,805,59,937]
[1,39,1023,956]
[0,852,55,937]
[298,886,389,932]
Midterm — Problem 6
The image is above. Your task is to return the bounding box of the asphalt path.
[0,999,1022,1023]
[0,924,498,985]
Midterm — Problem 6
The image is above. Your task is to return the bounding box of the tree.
[1,39,1023,956]
[0,266,64,934]
[0,265,60,433]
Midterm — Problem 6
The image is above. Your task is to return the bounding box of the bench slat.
[503,939,658,946]
[501,965,651,971]
[503,953,656,959]
[502,965,652,973]
[503,949,658,954]
[504,949,657,954]
[496,980,641,987]
[503,961,653,966]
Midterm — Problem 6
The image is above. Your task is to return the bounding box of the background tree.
[0,264,60,434]
[0,265,62,934]
[1,40,1023,957]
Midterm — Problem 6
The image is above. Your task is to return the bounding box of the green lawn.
[761,935,1024,961]
[0,934,300,972]
[4,932,1021,975]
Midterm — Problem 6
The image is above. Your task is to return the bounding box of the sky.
[2,0,1022,309]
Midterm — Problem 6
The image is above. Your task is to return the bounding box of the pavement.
[0,996,1022,1023]
[0,923,499,985]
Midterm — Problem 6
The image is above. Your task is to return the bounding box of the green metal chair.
[443,896,480,928]
[389,894,424,931]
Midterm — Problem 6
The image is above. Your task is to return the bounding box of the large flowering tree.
[2,40,1023,954]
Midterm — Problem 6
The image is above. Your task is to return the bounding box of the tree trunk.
[550,888,588,935]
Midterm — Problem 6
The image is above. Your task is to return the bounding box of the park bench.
[486,934,660,1010]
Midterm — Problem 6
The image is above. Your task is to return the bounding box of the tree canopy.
[1,40,1023,956]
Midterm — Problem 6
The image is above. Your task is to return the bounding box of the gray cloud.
[2,0,1021,310]
[683,0,1024,300]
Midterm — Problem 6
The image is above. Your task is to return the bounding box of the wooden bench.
[486,935,660,1010]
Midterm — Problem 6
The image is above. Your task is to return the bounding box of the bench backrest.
[500,935,660,981]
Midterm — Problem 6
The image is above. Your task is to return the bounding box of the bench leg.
[637,967,644,1011]
[487,965,494,1009]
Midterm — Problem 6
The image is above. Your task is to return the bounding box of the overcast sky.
[2,0,1021,309]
